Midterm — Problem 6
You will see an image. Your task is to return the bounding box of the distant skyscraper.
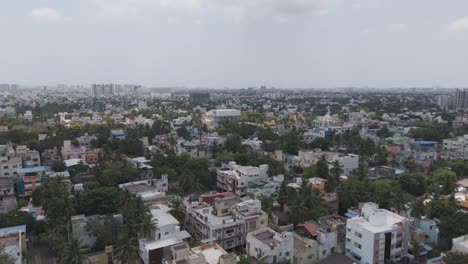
[456,89,468,109]
[189,92,210,105]
[92,84,116,96]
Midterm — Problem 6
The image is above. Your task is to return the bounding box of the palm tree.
[389,184,411,216]
[410,197,426,225]
[169,197,187,224]
[60,238,86,264]
[327,160,343,192]
[114,235,139,264]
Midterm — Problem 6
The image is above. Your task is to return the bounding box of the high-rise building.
[92,84,116,96]
[456,89,468,109]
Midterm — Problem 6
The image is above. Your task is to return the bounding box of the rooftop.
[253,229,278,247]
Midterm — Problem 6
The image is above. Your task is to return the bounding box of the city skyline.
[1,0,468,88]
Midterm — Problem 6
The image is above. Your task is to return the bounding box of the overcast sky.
[1,0,468,88]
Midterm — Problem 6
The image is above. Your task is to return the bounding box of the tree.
[303,164,317,179]
[403,158,417,172]
[410,240,421,263]
[78,187,125,216]
[388,183,412,216]
[31,187,42,206]
[169,198,186,224]
[310,138,333,150]
[226,133,243,153]
[316,155,329,180]
[41,178,74,226]
[427,196,457,219]
[60,238,86,264]
[238,255,251,264]
[51,160,66,172]
[430,169,458,195]
[114,235,139,264]
[410,197,426,221]
[0,210,35,230]
[327,160,342,192]
[260,195,273,214]
[398,173,427,197]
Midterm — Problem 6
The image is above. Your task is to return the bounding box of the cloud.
[449,17,468,32]
[158,0,332,21]
[31,8,65,22]
[94,0,140,20]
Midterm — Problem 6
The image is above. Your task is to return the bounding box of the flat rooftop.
[253,230,278,247]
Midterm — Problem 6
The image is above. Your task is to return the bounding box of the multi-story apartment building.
[345,202,410,264]
[217,162,269,197]
[15,166,51,197]
[186,196,268,251]
[15,145,41,167]
[246,228,294,264]
[0,156,22,177]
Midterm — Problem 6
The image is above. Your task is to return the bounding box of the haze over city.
[1,0,468,88]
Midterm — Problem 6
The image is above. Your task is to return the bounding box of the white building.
[452,234,468,254]
[23,111,33,122]
[139,205,191,264]
[345,202,410,264]
[217,162,269,197]
[246,227,294,264]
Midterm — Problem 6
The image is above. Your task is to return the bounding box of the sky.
[0,0,468,89]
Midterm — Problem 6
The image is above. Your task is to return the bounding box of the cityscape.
[2,1,468,264]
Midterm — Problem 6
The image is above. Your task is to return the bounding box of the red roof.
[201,192,236,204]
[298,223,318,236]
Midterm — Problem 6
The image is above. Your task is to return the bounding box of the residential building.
[0,177,16,214]
[0,156,22,177]
[217,161,269,197]
[318,215,348,255]
[293,233,319,264]
[345,202,410,264]
[186,196,268,251]
[128,157,154,179]
[139,205,191,264]
[0,225,26,264]
[297,222,338,260]
[118,176,168,201]
[15,166,51,197]
[413,218,439,246]
[163,239,237,264]
[247,174,284,199]
[246,227,294,264]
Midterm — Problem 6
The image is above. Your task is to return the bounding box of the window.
[354,231,362,238]
[285,252,289,257]
[3,166,8,169]
[354,242,362,249]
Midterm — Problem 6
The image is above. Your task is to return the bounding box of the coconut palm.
[60,238,86,264]
[113,235,139,264]
[327,160,343,192]
[169,197,187,224]
[410,197,426,223]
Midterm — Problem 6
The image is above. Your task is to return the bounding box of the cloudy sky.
[1,0,468,88]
